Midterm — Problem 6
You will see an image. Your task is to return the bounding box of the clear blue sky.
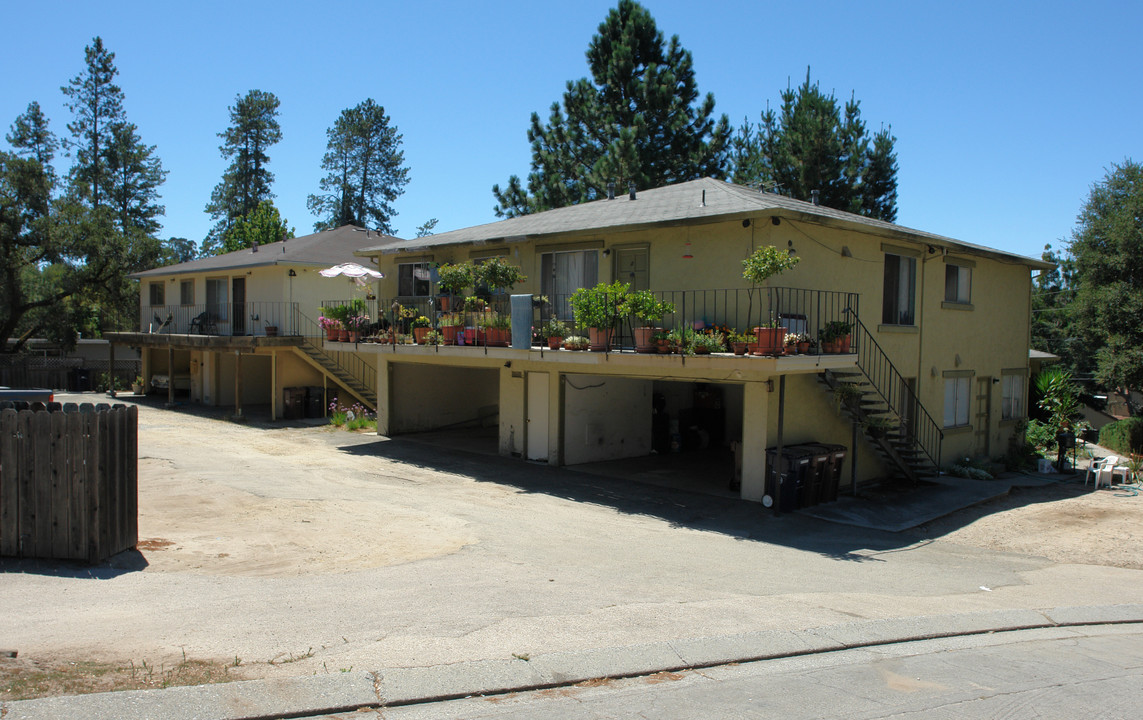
[3,0,1140,261]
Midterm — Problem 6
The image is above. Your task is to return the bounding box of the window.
[944,376,971,428]
[149,282,165,306]
[180,279,194,306]
[206,278,228,320]
[1001,372,1026,420]
[398,262,432,297]
[882,253,916,325]
[945,263,971,304]
[541,249,599,320]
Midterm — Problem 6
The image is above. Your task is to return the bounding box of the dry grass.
[0,655,244,702]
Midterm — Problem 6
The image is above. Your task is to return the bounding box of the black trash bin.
[802,443,848,502]
[282,387,305,420]
[796,443,831,508]
[305,386,326,418]
[71,368,92,392]
[766,445,815,512]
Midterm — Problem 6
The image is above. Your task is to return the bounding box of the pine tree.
[731,69,898,222]
[6,101,59,172]
[492,0,730,217]
[204,90,282,251]
[219,200,294,254]
[308,99,409,234]
[104,121,166,237]
[61,36,125,210]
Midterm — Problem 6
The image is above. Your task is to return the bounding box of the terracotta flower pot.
[548,336,563,350]
[337,328,349,343]
[752,327,786,356]
[588,327,613,352]
[325,326,339,341]
[441,326,459,345]
[732,342,748,356]
[413,327,429,344]
[633,326,659,353]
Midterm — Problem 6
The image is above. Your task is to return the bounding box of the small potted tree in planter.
[411,315,432,344]
[477,257,527,295]
[569,281,629,352]
[437,262,475,312]
[741,245,800,355]
[438,313,464,345]
[541,318,567,350]
[623,290,676,353]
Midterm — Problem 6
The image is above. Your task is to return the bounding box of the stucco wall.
[389,364,499,433]
[563,374,652,465]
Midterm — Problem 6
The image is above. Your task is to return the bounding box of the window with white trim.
[882,253,916,325]
[398,262,432,297]
[945,263,972,304]
[1001,372,1026,420]
[944,376,971,428]
[541,249,599,321]
[180,280,194,306]
[206,278,228,321]
[149,282,165,306]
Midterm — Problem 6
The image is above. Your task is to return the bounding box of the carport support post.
[774,374,786,517]
[740,381,770,502]
[232,350,246,422]
[374,358,391,435]
[166,342,174,407]
[270,351,277,420]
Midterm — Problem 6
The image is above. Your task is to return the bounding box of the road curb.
[5,605,1142,720]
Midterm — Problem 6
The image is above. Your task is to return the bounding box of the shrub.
[1098,417,1143,455]
[1024,418,1057,453]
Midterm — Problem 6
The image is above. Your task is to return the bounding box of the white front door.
[527,372,550,461]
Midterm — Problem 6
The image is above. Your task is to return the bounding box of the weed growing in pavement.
[328,400,377,432]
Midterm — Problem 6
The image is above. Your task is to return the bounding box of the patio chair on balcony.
[189,311,217,335]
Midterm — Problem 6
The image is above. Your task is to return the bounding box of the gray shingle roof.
[356,177,1050,269]
[132,225,402,278]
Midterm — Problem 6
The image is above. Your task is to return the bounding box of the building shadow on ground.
[0,549,149,579]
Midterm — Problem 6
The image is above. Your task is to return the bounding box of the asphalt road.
[334,625,1143,720]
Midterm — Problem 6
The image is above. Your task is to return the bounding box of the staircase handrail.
[294,308,377,396]
[843,308,943,469]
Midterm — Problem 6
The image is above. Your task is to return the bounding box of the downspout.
[773,375,785,516]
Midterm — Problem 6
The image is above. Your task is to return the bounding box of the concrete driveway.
[2,394,1141,683]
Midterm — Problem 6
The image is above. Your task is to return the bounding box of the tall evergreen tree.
[203,89,281,252]
[308,99,409,234]
[60,36,125,210]
[105,121,166,237]
[492,0,730,217]
[6,101,59,172]
[219,199,293,254]
[730,69,898,222]
[1068,159,1143,413]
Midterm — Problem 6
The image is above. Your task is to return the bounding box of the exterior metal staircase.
[818,310,943,485]
[292,311,377,411]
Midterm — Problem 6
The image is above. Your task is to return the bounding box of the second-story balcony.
[319,287,861,357]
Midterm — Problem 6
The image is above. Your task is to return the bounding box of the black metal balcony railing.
[316,288,857,355]
[143,302,302,336]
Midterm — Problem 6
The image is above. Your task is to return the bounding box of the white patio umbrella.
[318,262,384,287]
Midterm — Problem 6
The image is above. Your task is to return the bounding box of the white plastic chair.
[1086,456,1129,489]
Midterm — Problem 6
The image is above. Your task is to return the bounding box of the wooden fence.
[0,402,138,563]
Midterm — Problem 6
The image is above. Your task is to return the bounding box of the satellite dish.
[762,495,773,508]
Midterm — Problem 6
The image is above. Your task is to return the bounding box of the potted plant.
[345,314,371,342]
[742,245,799,355]
[569,281,629,351]
[752,320,785,356]
[863,415,896,439]
[318,315,341,341]
[437,262,475,311]
[563,335,589,351]
[623,290,676,353]
[478,313,511,346]
[131,375,145,395]
[264,323,279,337]
[821,320,853,354]
[833,382,864,414]
[729,331,751,356]
[438,313,464,345]
[692,332,725,355]
[541,318,567,350]
[411,315,432,344]
[424,329,443,346]
[477,257,527,294]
